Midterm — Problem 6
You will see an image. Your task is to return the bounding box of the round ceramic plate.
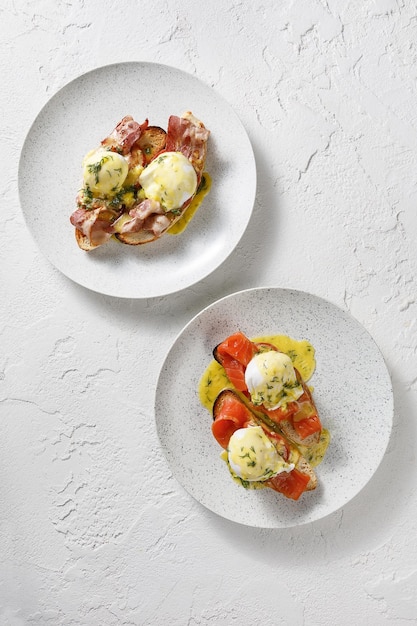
[18,62,256,298]
[155,287,393,528]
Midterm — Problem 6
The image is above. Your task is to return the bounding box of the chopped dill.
[87,154,112,184]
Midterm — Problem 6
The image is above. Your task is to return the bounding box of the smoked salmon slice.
[212,391,253,448]
[215,331,258,367]
[213,332,258,392]
[262,402,299,423]
[216,354,247,392]
[266,468,311,501]
[292,411,322,439]
[262,385,322,439]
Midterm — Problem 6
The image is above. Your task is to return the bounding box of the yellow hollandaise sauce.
[168,172,211,235]
[199,334,316,413]
[298,429,331,468]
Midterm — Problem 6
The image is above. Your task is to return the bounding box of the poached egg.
[138,151,197,212]
[227,425,294,482]
[83,149,128,196]
[245,351,304,410]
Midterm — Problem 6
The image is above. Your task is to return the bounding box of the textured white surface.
[2,0,417,624]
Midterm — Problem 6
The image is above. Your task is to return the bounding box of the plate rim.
[154,285,394,528]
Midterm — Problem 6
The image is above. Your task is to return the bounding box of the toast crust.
[135,126,167,164]
[75,228,100,251]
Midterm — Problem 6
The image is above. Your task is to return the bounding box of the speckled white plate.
[18,62,256,298]
[155,287,393,528]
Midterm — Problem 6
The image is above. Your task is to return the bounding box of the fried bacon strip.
[101,116,148,154]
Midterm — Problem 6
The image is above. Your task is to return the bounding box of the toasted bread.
[135,126,167,164]
[75,228,100,251]
[213,389,317,493]
[294,455,317,491]
[114,230,158,245]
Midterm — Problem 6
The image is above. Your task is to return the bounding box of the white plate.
[155,287,393,528]
[18,63,256,298]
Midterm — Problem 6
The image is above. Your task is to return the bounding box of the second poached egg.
[245,351,304,410]
[227,425,294,482]
[138,151,197,212]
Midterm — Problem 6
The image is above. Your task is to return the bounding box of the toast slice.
[135,126,166,164]
[212,389,317,494]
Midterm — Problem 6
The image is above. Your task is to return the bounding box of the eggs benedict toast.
[212,331,323,450]
[212,389,317,500]
[70,112,210,250]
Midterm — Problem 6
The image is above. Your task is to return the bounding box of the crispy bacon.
[120,199,163,234]
[144,213,171,237]
[70,206,119,246]
[101,116,148,155]
[120,210,170,237]
[165,112,210,182]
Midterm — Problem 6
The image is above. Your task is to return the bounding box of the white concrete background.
[2,0,417,624]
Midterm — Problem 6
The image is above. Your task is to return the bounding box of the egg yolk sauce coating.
[138,152,197,212]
